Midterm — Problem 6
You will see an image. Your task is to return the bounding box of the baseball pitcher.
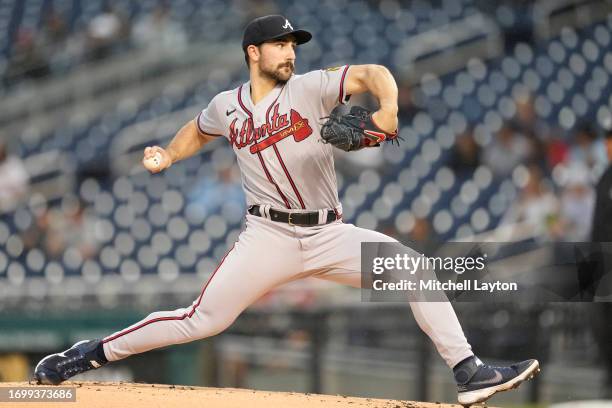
[34,15,539,406]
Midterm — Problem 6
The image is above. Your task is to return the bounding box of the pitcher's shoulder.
[215,86,241,99]
[291,69,322,81]
[201,87,242,109]
[288,70,326,89]
[290,66,349,83]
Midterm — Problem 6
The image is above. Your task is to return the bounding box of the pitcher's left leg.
[303,222,473,367]
[302,222,539,405]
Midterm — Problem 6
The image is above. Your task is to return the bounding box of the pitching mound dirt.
[0,381,492,408]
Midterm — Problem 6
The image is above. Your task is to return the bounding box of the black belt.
[248,205,339,226]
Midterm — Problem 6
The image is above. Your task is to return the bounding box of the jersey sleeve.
[320,65,351,112]
[195,95,225,137]
[300,65,351,116]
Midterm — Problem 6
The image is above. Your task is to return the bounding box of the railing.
[394,12,503,85]
[0,41,243,149]
[534,0,612,40]
[0,149,75,215]
[453,220,541,243]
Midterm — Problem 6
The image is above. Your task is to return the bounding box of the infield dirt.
[0,381,496,408]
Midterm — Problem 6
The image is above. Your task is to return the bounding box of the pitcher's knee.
[189,309,237,339]
[136,308,231,342]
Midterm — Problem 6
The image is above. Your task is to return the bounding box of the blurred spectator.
[406,217,440,254]
[39,7,80,75]
[4,29,50,84]
[380,223,400,241]
[545,131,570,169]
[41,209,67,260]
[22,197,98,261]
[40,7,69,51]
[592,130,612,242]
[449,128,481,176]
[514,92,537,131]
[556,162,595,241]
[0,141,29,213]
[513,91,548,137]
[483,124,530,178]
[482,0,533,51]
[523,129,547,171]
[132,3,187,53]
[589,129,612,397]
[501,165,559,237]
[22,207,57,255]
[570,123,607,177]
[61,196,99,260]
[510,93,548,168]
[86,4,130,61]
[398,83,419,118]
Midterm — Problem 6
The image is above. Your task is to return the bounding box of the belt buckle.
[288,212,296,226]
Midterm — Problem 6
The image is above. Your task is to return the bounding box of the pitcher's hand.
[142,146,172,173]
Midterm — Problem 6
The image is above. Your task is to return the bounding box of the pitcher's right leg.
[35,215,302,384]
[101,244,249,361]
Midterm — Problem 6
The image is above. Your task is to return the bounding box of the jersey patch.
[325,66,342,72]
[250,110,312,154]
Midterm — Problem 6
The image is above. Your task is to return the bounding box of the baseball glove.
[320,105,399,152]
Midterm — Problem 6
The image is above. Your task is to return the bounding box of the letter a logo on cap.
[282,19,293,30]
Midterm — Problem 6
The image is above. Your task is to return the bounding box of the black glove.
[320,105,399,152]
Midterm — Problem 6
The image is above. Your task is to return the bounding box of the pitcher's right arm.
[142,120,220,173]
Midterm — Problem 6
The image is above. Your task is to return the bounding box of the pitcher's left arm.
[343,64,399,134]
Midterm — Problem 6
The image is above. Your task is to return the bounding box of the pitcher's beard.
[262,63,294,84]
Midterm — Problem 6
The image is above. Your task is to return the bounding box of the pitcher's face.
[257,36,297,83]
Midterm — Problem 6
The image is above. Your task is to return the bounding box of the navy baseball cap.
[242,15,312,51]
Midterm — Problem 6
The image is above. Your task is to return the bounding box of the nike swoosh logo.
[469,370,503,386]
[226,108,236,116]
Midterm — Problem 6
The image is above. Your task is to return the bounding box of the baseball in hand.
[144,152,163,171]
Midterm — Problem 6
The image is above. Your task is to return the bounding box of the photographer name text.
[372,279,518,293]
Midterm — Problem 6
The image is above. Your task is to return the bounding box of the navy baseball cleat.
[34,339,108,385]
[454,356,540,406]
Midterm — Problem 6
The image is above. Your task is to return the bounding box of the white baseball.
[144,152,163,170]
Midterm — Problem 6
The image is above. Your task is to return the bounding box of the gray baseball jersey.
[196,65,351,210]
